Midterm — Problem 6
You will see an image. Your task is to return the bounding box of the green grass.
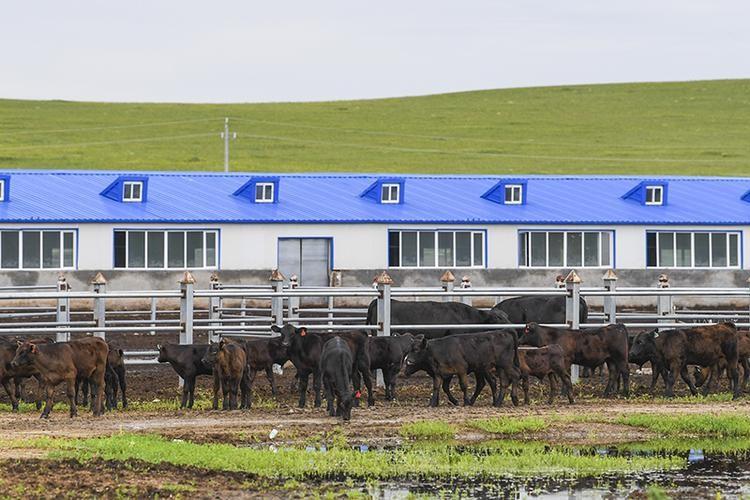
[16,434,683,479]
[616,414,750,438]
[469,416,548,435]
[399,421,456,440]
[1,79,750,175]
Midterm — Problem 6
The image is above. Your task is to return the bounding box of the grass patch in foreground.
[399,421,455,441]
[23,434,683,479]
[616,414,750,438]
[469,416,548,435]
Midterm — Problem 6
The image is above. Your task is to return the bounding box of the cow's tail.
[511,329,521,370]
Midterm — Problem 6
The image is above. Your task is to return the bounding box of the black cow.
[156,344,212,408]
[629,323,741,399]
[520,322,629,397]
[366,300,510,339]
[320,336,357,420]
[368,333,424,400]
[492,295,588,325]
[240,337,288,407]
[404,331,521,407]
[628,332,668,393]
[271,325,374,408]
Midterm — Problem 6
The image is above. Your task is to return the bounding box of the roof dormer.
[0,175,10,202]
[622,180,668,206]
[481,179,528,205]
[233,176,280,204]
[360,178,405,205]
[100,175,149,203]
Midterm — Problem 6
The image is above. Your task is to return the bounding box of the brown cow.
[11,337,108,418]
[629,323,741,399]
[518,344,574,404]
[240,337,288,408]
[520,322,629,397]
[694,330,750,393]
[1,338,52,411]
[201,339,247,410]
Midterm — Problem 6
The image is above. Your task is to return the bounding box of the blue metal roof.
[0,170,749,225]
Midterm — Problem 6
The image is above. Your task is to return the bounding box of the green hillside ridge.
[0,79,749,175]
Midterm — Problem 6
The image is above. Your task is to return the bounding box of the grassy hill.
[1,80,749,175]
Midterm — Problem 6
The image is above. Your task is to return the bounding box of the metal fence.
[2,269,750,371]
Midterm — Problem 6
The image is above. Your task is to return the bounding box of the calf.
[520,322,629,397]
[630,323,741,399]
[1,338,51,411]
[694,330,750,393]
[518,345,574,404]
[156,343,212,409]
[628,333,668,393]
[368,333,424,400]
[202,339,247,410]
[320,336,358,420]
[240,337,287,408]
[11,337,108,418]
[272,324,374,408]
[78,344,128,410]
[404,331,521,407]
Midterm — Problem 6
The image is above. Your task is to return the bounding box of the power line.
[0,118,221,137]
[0,132,215,151]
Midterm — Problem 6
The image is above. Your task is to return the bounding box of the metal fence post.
[602,269,617,324]
[179,271,195,345]
[270,269,285,328]
[208,272,222,343]
[565,270,582,384]
[441,270,455,302]
[150,297,157,336]
[56,273,70,342]
[91,272,107,340]
[287,274,300,323]
[375,271,393,388]
[459,276,472,306]
[657,273,671,331]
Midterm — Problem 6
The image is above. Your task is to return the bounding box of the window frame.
[387,229,486,268]
[113,229,220,270]
[0,179,5,202]
[518,229,614,269]
[646,230,742,269]
[122,181,144,203]
[645,185,663,206]
[380,183,401,204]
[254,182,275,203]
[504,184,523,205]
[0,229,77,270]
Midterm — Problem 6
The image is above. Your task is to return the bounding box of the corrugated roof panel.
[0,170,748,225]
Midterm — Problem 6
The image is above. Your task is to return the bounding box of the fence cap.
[602,269,618,281]
[658,273,669,287]
[374,270,394,285]
[180,271,197,285]
[209,272,219,283]
[440,270,456,283]
[565,270,582,284]
[90,272,107,285]
[269,269,285,282]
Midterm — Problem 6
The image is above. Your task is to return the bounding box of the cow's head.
[338,390,358,421]
[11,341,38,369]
[201,341,222,367]
[628,330,658,366]
[403,336,429,377]
[271,324,307,347]
[519,322,543,347]
[156,343,170,363]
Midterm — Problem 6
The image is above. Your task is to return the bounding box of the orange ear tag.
[300,330,306,337]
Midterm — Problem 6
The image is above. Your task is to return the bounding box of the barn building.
[0,170,747,292]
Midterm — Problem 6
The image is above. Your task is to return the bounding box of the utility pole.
[220,117,237,172]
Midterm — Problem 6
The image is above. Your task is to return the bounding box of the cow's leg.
[430,375,441,407]
[469,373,486,405]
[39,383,55,419]
[521,374,530,405]
[741,358,750,392]
[484,372,499,406]
[118,367,127,409]
[679,364,698,396]
[265,366,277,396]
[212,373,221,410]
[701,365,716,396]
[545,374,554,404]
[728,361,742,400]
[297,372,309,408]
[312,369,323,408]
[507,367,520,407]
[456,371,470,406]
[88,379,100,416]
[441,377,459,406]
[618,360,630,397]
[603,361,616,397]
[221,378,230,410]
[2,379,18,412]
[73,378,83,416]
[356,357,375,407]
[324,376,335,416]
[383,365,395,401]
[180,376,190,409]
[649,363,661,392]
[351,364,362,407]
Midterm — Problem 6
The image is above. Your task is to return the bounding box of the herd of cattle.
[0,296,748,420]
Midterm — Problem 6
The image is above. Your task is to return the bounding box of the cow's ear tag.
[299,328,307,337]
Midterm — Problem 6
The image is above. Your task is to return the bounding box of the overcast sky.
[3,1,748,103]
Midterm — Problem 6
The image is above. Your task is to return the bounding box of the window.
[0,230,75,269]
[122,181,143,202]
[646,231,741,268]
[388,230,485,268]
[255,183,274,203]
[381,184,400,204]
[645,186,663,205]
[113,230,218,269]
[0,180,5,202]
[519,230,613,268]
[504,184,522,204]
